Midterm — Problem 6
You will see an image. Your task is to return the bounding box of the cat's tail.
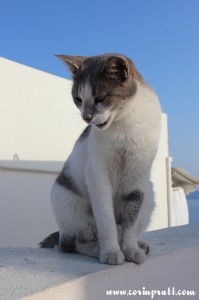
[40,231,99,258]
[40,231,59,248]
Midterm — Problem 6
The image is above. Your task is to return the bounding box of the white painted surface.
[0,57,86,161]
[0,223,198,300]
[172,167,199,195]
[0,57,171,247]
[148,114,169,231]
[171,187,189,226]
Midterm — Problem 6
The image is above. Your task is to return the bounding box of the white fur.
[79,81,93,101]
[51,81,161,264]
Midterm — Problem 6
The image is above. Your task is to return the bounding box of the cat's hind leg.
[76,241,100,258]
[51,182,97,254]
[138,240,150,254]
[76,226,125,263]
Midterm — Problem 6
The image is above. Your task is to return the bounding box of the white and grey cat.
[41,53,161,265]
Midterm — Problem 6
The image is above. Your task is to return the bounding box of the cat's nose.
[83,113,93,123]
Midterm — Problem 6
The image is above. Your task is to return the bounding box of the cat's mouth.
[96,117,110,129]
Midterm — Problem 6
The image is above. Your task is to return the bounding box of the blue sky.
[0,0,199,178]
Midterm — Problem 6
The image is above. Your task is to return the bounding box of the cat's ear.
[104,56,129,80]
[55,55,85,75]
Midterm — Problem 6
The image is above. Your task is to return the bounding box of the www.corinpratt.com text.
[106,287,197,298]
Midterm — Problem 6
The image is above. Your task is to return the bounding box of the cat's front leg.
[85,163,124,265]
[121,228,146,264]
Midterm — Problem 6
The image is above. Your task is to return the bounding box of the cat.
[40,53,161,265]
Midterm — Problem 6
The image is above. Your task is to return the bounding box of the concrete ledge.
[0,223,199,300]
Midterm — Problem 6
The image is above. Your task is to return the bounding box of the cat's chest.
[107,146,137,188]
[107,130,143,172]
[91,122,151,187]
[109,148,133,171]
[105,126,149,188]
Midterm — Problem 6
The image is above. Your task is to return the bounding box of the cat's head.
[56,53,142,129]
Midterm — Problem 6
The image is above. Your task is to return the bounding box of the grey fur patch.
[56,171,80,195]
[124,190,144,202]
[87,204,93,216]
[40,232,76,253]
[115,213,124,226]
[60,235,76,253]
[78,125,91,142]
[123,190,144,227]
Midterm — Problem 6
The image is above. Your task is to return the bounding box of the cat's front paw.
[100,248,124,265]
[123,247,146,264]
[138,240,150,254]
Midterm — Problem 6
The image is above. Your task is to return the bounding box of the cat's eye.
[75,97,82,105]
[95,96,106,104]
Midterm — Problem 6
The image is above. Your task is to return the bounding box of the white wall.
[0,58,170,247]
[0,57,86,161]
[149,114,170,230]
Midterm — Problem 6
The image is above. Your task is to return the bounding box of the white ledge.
[0,160,63,174]
[0,223,198,300]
